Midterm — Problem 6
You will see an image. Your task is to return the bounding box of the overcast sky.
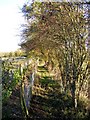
[0,0,27,52]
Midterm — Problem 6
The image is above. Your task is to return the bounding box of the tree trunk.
[71,81,76,108]
[87,3,90,115]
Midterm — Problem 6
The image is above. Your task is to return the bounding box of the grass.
[2,58,90,119]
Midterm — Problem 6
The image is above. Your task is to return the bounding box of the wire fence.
[2,58,36,118]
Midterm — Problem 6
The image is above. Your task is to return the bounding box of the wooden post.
[29,71,35,99]
[24,77,31,108]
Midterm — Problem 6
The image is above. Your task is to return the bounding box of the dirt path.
[2,84,63,119]
[2,84,89,120]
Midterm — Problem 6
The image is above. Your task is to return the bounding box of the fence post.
[29,70,34,100]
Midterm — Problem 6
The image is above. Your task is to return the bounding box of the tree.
[21,2,88,108]
[9,52,13,57]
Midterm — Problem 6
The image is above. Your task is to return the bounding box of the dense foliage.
[21,1,89,108]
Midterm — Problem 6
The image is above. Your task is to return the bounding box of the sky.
[0,0,27,52]
[0,0,89,52]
